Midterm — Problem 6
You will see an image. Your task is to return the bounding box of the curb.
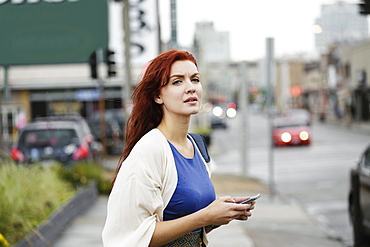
[13,182,98,247]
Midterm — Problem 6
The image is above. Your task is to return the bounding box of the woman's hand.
[232,196,256,221]
[201,196,256,227]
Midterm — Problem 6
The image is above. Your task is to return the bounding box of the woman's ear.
[154,96,163,104]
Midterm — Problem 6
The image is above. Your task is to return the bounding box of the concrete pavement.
[51,154,345,247]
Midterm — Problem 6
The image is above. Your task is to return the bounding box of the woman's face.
[156,60,202,117]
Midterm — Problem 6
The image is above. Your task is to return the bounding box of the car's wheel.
[350,175,366,247]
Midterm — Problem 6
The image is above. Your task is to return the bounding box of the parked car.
[33,115,103,162]
[10,118,102,166]
[272,117,311,146]
[33,115,95,143]
[349,144,370,247]
[88,109,126,155]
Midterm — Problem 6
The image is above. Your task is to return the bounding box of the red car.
[272,117,311,146]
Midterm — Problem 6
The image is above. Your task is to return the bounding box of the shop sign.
[50,101,82,115]
[0,0,108,65]
[75,89,101,101]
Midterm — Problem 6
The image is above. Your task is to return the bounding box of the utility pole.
[169,0,178,49]
[155,0,162,54]
[0,72,3,151]
[0,66,9,151]
[266,37,276,199]
[123,0,132,116]
[239,62,249,178]
[98,77,107,158]
[96,49,107,158]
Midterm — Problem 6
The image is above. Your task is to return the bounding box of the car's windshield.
[19,129,78,149]
[275,123,307,128]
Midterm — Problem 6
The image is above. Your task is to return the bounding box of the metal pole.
[96,49,107,158]
[239,62,248,178]
[0,66,4,150]
[169,0,177,49]
[0,66,9,151]
[266,37,276,199]
[98,79,107,158]
[123,0,132,117]
[3,66,9,101]
[155,0,162,54]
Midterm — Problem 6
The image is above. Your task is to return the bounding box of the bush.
[0,163,74,246]
[0,160,112,245]
[58,162,112,195]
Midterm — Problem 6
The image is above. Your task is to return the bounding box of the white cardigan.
[102,129,211,247]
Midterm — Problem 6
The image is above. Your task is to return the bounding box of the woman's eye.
[192,78,200,83]
[172,80,182,85]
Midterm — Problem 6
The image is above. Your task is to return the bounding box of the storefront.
[29,87,123,118]
[1,84,124,150]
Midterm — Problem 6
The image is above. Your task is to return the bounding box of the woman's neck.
[157,115,190,145]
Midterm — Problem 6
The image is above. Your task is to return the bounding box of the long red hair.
[113,50,198,182]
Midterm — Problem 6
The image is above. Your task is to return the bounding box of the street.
[209,112,370,247]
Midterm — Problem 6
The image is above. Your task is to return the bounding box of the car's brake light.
[10,147,25,162]
[72,144,89,160]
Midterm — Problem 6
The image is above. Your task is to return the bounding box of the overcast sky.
[158,0,364,61]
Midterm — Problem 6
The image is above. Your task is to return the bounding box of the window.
[362,147,370,168]
[1,105,24,143]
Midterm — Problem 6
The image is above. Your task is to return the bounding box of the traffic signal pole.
[97,49,107,158]
[266,37,276,199]
[123,0,132,116]
[239,62,249,178]
[0,66,9,152]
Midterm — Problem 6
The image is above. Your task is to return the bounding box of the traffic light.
[89,51,98,79]
[105,48,116,77]
[359,0,370,15]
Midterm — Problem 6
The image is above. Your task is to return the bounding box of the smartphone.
[240,194,261,204]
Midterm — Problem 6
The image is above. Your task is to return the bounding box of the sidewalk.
[208,174,344,247]
[52,158,345,247]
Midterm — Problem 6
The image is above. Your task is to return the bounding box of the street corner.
[211,173,268,197]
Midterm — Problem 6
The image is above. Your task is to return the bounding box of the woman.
[102,50,256,247]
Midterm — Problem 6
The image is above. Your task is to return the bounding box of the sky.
[158,0,364,61]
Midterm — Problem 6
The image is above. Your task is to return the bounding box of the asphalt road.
[209,112,370,247]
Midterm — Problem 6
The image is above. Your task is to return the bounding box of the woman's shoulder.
[138,129,166,145]
[125,129,174,173]
[132,129,170,156]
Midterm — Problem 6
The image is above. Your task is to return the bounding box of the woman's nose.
[186,87,196,93]
[185,79,196,93]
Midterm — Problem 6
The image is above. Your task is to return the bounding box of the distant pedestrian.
[102,49,256,246]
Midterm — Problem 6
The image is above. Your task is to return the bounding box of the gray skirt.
[160,230,204,247]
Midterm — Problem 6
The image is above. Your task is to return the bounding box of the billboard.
[0,0,109,65]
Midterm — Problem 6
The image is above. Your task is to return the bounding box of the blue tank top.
[164,138,216,228]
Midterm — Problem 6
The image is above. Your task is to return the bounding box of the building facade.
[314,1,368,54]
[0,63,126,150]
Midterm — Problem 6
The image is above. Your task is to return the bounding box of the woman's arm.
[149,196,255,247]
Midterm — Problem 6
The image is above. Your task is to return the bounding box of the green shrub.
[58,162,112,195]
[0,162,74,245]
